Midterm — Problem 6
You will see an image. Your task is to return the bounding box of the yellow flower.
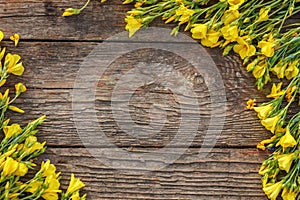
[71,191,80,200]
[134,1,144,8]
[285,60,299,80]
[15,82,26,94]
[125,16,143,37]
[281,187,297,200]
[191,24,208,39]
[0,79,6,87]
[256,135,277,151]
[246,99,256,110]
[26,180,42,194]
[62,8,81,17]
[8,105,25,113]
[221,25,239,42]
[276,127,297,150]
[252,63,266,79]
[10,33,20,47]
[253,104,273,119]
[258,40,274,57]
[221,9,240,25]
[258,8,269,21]
[66,173,85,195]
[2,157,19,176]
[277,153,294,173]
[233,37,256,59]
[263,181,283,200]
[271,61,287,79]
[286,85,297,102]
[3,124,22,139]
[41,160,60,178]
[267,83,285,98]
[42,175,62,200]
[4,53,24,76]
[201,29,220,47]
[175,5,195,25]
[0,31,4,42]
[15,162,28,176]
[228,0,245,10]
[261,115,281,134]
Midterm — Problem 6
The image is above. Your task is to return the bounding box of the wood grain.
[0,41,272,148]
[34,147,268,200]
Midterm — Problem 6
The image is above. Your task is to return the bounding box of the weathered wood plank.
[0,41,273,147]
[32,147,268,199]
[1,0,299,41]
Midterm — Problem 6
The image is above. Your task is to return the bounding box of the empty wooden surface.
[0,0,278,199]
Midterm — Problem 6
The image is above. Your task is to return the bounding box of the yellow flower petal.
[263,181,283,200]
[10,33,20,47]
[261,115,281,133]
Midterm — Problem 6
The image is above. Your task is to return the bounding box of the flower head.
[201,29,220,47]
[263,181,282,200]
[277,153,294,173]
[285,60,299,80]
[175,5,195,24]
[276,127,297,150]
[267,83,284,98]
[125,16,143,37]
[281,187,297,200]
[246,99,256,110]
[222,9,240,25]
[233,37,256,59]
[191,24,207,39]
[261,115,281,134]
[10,34,20,47]
[253,104,273,119]
[66,173,85,195]
[3,124,22,139]
[221,25,239,42]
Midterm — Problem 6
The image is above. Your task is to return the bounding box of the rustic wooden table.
[1,1,271,199]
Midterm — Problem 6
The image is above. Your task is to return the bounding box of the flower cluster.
[0,31,86,200]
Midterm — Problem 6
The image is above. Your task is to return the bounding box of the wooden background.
[0,0,273,199]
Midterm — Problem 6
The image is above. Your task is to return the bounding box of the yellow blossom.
[271,61,287,79]
[0,31,4,42]
[201,29,220,47]
[26,180,42,194]
[3,124,22,139]
[134,1,144,8]
[0,79,6,87]
[286,85,297,102]
[246,99,256,110]
[276,127,297,150]
[252,63,266,79]
[10,33,20,47]
[258,8,269,21]
[263,181,283,200]
[222,9,240,25]
[15,162,28,176]
[70,191,80,200]
[125,15,143,37]
[66,173,85,195]
[267,83,285,98]
[221,25,239,42]
[277,153,294,173]
[258,40,274,57]
[4,53,24,76]
[15,82,27,94]
[253,104,273,119]
[2,157,19,176]
[175,5,195,25]
[281,187,297,200]
[256,135,277,150]
[285,60,299,80]
[191,24,207,39]
[261,115,281,133]
[42,175,62,200]
[41,160,60,178]
[233,37,256,59]
[62,8,81,17]
[8,105,25,113]
[228,0,245,10]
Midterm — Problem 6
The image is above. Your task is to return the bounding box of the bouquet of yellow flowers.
[0,32,86,200]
